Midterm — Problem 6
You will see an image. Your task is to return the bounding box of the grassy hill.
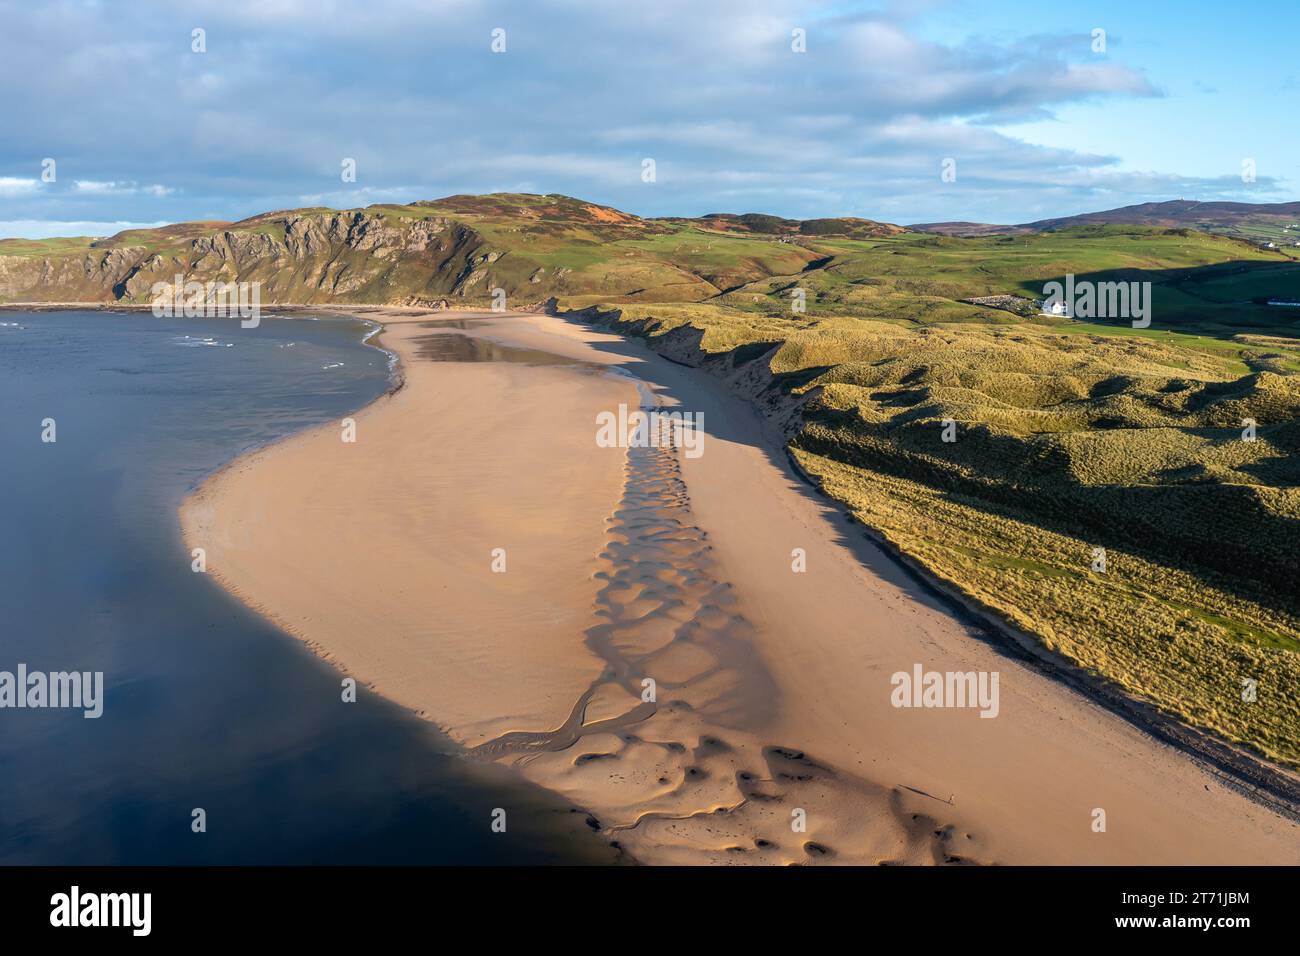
[912,199,1300,250]
[5,192,1300,764]
[0,194,831,306]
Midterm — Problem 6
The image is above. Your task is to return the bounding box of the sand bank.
[182,309,1300,864]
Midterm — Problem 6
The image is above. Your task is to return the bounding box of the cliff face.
[0,211,501,306]
[0,245,149,302]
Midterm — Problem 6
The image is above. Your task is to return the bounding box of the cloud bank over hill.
[0,0,1292,236]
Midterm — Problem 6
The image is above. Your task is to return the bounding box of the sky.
[0,0,1296,238]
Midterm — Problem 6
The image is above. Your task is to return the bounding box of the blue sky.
[0,0,1295,238]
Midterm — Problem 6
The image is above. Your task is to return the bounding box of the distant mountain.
[903,220,1020,237]
[910,200,1300,244]
[663,212,902,240]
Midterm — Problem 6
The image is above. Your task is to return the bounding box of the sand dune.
[181,309,1300,865]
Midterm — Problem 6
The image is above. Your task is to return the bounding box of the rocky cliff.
[0,210,506,307]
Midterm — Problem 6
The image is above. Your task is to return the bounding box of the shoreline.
[10,304,1296,862]
[0,306,628,866]
[178,310,649,775]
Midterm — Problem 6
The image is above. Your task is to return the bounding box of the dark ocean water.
[0,310,615,864]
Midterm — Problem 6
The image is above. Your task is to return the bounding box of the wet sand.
[182,309,1300,865]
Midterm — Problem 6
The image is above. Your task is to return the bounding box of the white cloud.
[295,185,424,206]
[0,177,42,197]
[73,180,175,197]
[74,180,128,194]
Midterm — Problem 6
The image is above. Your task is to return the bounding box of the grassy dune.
[574,290,1300,765]
[788,323,1300,763]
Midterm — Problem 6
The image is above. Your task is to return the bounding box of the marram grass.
[582,300,1300,765]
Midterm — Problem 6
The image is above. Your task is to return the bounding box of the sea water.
[0,310,615,864]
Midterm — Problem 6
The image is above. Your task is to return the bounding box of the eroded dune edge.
[181,308,1300,866]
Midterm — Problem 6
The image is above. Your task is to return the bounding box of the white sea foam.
[173,335,232,348]
[358,319,399,376]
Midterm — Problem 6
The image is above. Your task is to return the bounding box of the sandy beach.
[181,309,1300,865]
